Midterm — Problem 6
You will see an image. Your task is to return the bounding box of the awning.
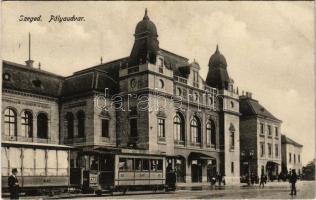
[167,155,186,159]
[79,146,121,155]
[188,152,215,160]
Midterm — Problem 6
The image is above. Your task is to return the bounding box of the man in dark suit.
[8,168,19,199]
[289,169,298,195]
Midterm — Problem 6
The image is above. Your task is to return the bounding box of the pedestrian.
[289,169,298,195]
[8,168,19,200]
[259,174,265,188]
[218,172,223,186]
[251,173,255,185]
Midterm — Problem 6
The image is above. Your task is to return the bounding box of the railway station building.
[5,9,306,187]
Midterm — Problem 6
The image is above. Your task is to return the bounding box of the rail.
[174,76,188,84]
[2,135,54,144]
[2,167,69,176]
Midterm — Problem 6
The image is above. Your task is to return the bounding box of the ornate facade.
[2,9,245,184]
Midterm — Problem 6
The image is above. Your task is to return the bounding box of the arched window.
[4,108,17,136]
[37,113,48,139]
[174,113,185,142]
[190,116,201,144]
[66,112,74,139]
[77,111,85,138]
[206,120,216,147]
[21,111,33,138]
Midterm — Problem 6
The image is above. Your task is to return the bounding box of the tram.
[1,141,72,195]
[71,150,176,195]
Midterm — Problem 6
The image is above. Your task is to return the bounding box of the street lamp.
[241,149,255,186]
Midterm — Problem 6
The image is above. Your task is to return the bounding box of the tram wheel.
[95,190,102,196]
[123,188,128,195]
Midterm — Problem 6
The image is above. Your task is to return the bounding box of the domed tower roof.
[208,45,227,68]
[206,45,230,90]
[129,9,160,66]
[135,8,158,37]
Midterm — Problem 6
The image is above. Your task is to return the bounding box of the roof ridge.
[3,60,64,79]
[247,98,257,115]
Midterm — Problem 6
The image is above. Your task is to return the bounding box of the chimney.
[25,32,34,67]
[249,92,252,98]
[25,60,34,68]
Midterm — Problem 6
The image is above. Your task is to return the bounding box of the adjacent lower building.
[239,94,282,180]
[281,134,303,175]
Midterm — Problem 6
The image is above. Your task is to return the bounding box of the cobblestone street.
[7,181,314,199]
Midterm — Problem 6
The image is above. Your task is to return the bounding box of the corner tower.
[206,45,240,184]
[129,9,160,66]
[206,45,230,90]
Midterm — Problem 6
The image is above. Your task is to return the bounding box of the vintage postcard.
[1,1,315,199]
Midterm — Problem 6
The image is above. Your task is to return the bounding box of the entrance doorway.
[191,160,202,182]
[207,160,217,182]
[266,161,279,181]
[175,157,186,182]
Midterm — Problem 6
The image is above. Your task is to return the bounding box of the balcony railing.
[174,76,188,84]
[174,140,185,145]
[206,143,216,149]
[2,135,53,144]
[128,66,139,74]
[64,137,86,144]
[158,137,166,142]
[190,142,201,147]
[193,82,199,88]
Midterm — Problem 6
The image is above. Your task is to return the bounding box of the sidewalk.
[175,180,300,190]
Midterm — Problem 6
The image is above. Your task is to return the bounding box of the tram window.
[70,159,75,168]
[151,160,157,171]
[157,159,163,171]
[90,159,98,170]
[119,158,134,171]
[135,159,142,171]
[143,159,149,171]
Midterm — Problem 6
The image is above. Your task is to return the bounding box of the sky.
[1,1,315,165]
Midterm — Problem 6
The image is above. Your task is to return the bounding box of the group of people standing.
[209,172,225,186]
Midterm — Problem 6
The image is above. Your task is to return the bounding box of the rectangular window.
[268,143,272,157]
[289,153,292,163]
[130,118,138,137]
[135,159,142,171]
[267,125,272,136]
[150,159,163,171]
[275,144,279,157]
[260,142,265,157]
[275,127,278,137]
[158,58,163,73]
[260,123,264,134]
[294,154,296,164]
[298,155,300,163]
[70,159,75,168]
[230,131,235,149]
[158,118,165,138]
[143,159,149,171]
[101,119,109,137]
[231,162,234,174]
[119,158,134,171]
[193,71,199,88]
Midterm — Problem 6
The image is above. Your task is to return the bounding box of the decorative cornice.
[3,89,58,102]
